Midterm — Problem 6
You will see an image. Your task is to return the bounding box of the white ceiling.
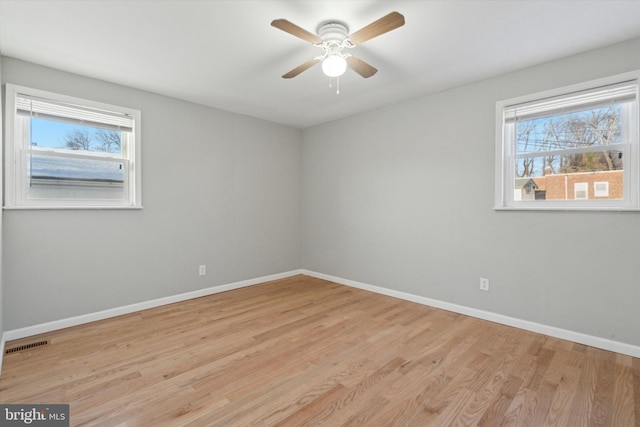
[1,0,640,129]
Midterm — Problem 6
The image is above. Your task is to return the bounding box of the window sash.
[506,142,630,205]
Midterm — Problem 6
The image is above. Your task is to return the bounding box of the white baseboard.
[3,270,304,342]
[5,268,639,359]
[0,333,5,374]
[301,270,640,359]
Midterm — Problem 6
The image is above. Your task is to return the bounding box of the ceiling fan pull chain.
[329,76,340,95]
[328,76,340,94]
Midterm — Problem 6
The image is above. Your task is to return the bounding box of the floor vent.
[5,340,49,354]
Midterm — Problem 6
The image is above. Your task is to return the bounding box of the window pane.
[514,154,624,201]
[29,152,125,183]
[31,118,123,155]
[516,105,623,156]
[516,150,623,178]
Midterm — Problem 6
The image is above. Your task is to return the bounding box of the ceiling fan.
[271,11,405,81]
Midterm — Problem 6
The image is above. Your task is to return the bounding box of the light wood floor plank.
[0,275,637,426]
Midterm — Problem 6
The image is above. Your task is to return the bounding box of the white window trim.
[4,84,142,209]
[495,71,640,211]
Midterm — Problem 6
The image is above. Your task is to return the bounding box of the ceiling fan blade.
[347,11,405,45]
[346,56,377,78]
[271,19,323,44]
[282,58,321,79]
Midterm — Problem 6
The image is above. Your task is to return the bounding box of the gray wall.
[302,38,640,347]
[3,38,640,349]
[2,58,302,330]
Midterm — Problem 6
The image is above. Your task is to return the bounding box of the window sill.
[493,206,640,212]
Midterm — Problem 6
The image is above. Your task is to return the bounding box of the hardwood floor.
[1,275,638,426]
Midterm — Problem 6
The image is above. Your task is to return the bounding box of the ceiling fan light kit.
[321,43,348,79]
[271,12,405,91]
[322,54,347,77]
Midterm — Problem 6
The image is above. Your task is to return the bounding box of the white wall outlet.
[199,265,206,276]
[480,277,490,291]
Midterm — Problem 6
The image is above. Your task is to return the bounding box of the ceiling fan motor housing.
[317,21,349,44]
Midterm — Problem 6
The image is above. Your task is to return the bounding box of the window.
[4,84,141,208]
[594,181,609,197]
[574,182,588,200]
[495,71,639,210]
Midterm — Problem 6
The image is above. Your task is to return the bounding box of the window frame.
[4,84,142,209]
[495,71,640,211]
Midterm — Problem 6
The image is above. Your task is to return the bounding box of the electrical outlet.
[199,265,206,276]
[480,277,490,292]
